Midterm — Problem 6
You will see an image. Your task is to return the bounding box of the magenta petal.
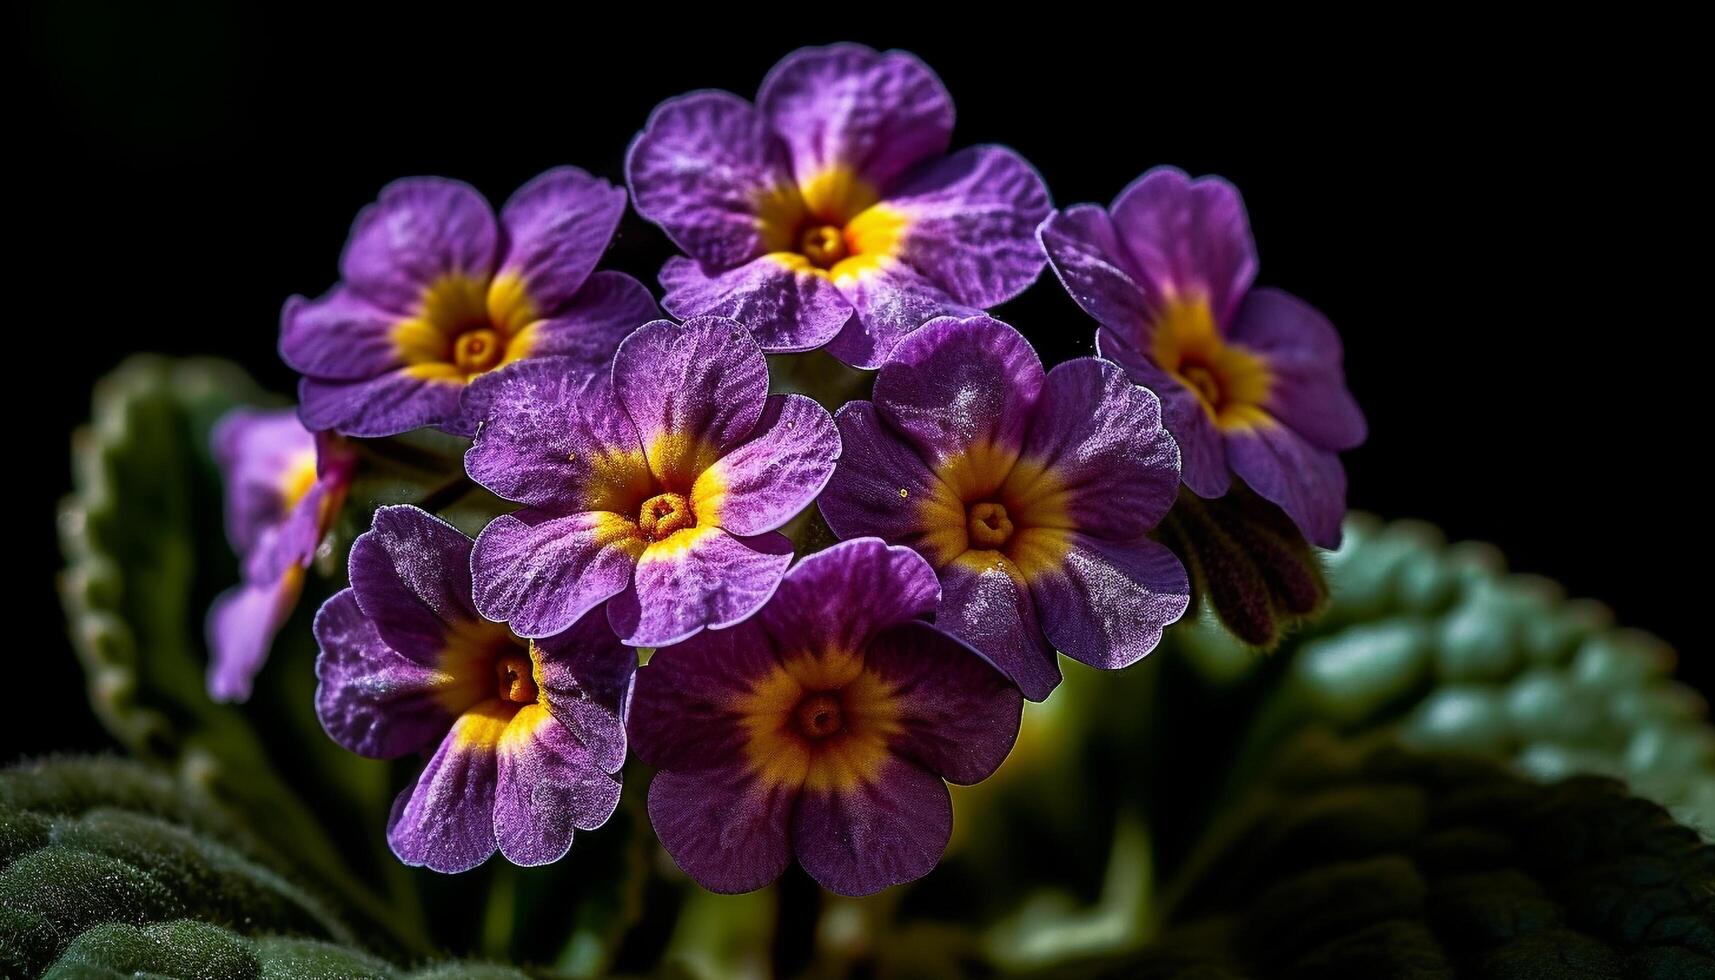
[494,712,622,866]
[627,619,775,772]
[278,287,402,382]
[626,91,794,269]
[819,403,948,551]
[886,145,1049,307]
[469,511,641,639]
[1037,204,1153,338]
[870,315,1043,468]
[387,722,500,873]
[347,505,478,658]
[792,757,950,897]
[659,255,854,354]
[1227,424,1349,549]
[757,44,953,194]
[312,589,459,758]
[463,358,641,511]
[1021,358,1180,540]
[612,318,769,481]
[864,621,1020,784]
[341,177,498,316]
[605,529,792,647]
[936,559,1060,702]
[758,538,940,658]
[298,368,464,439]
[648,764,794,894]
[1031,535,1189,671]
[701,394,840,536]
[532,609,636,775]
[206,573,300,704]
[1096,332,1231,499]
[1228,287,1367,452]
[496,166,626,313]
[824,262,978,370]
[1108,167,1257,327]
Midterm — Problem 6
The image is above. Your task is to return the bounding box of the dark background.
[15,8,1701,756]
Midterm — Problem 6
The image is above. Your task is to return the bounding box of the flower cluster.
[208,44,1364,896]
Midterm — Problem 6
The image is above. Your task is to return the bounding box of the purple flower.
[625,44,1049,369]
[818,315,1189,701]
[281,167,658,437]
[314,505,631,873]
[1037,167,1367,547]
[629,538,1020,896]
[464,316,841,647]
[207,408,355,702]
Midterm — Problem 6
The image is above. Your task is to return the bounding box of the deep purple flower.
[207,408,354,702]
[1038,167,1367,547]
[626,44,1049,369]
[629,538,1020,896]
[818,315,1189,701]
[314,505,631,873]
[464,316,840,647]
[281,167,658,437]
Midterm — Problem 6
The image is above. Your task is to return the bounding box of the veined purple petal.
[505,271,659,373]
[496,166,627,313]
[819,402,958,556]
[1108,167,1257,328]
[1227,423,1349,549]
[824,262,978,370]
[935,558,1060,702]
[533,609,637,775]
[886,145,1049,307]
[791,756,950,897]
[470,511,643,639]
[1227,287,1367,452]
[627,618,775,773]
[1030,535,1189,671]
[494,706,622,867]
[757,538,941,660]
[696,394,839,536]
[648,763,794,894]
[206,570,302,704]
[1096,332,1232,499]
[312,589,466,758]
[297,368,464,439]
[347,505,480,659]
[864,621,1020,784]
[386,714,502,873]
[869,315,1043,470]
[659,255,853,354]
[341,177,498,317]
[605,528,792,648]
[1037,204,1153,340]
[212,408,316,556]
[612,318,769,487]
[278,287,402,382]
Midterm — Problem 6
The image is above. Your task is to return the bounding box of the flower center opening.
[1179,360,1226,413]
[794,693,844,740]
[967,501,1015,549]
[637,492,696,541]
[797,224,849,269]
[453,328,505,374]
[494,652,537,704]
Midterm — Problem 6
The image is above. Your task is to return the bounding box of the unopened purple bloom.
[207,408,355,702]
[281,167,658,437]
[626,44,1050,369]
[1038,167,1367,547]
[818,315,1189,701]
[629,538,1020,896]
[465,316,840,647]
[314,505,631,873]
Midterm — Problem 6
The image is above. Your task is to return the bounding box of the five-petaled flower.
[628,537,1021,896]
[626,43,1050,369]
[281,167,658,437]
[1037,167,1366,547]
[464,316,841,647]
[314,505,633,873]
[819,315,1190,701]
[207,407,355,702]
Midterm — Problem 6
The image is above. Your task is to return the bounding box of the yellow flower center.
[494,652,538,704]
[1148,294,1274,432]
[453,328,505,374]
[755,166,908,283]
[797,224,849,268]
[794,693,844,740]
[637,492,696,542]
[392,271,541,384]
[966,501,1014,549]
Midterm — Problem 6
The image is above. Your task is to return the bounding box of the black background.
[14,8,1702,757]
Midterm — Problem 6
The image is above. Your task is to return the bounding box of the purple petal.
[886,145,1049,306]
[206,570,302,703]
[1108,167,1257,327]
[757,538,941,659]
[297,368,464,439]
[605,529,792,647]
[347,505,479,659]
[341,177,498,316]
[612,318,769,487]
[463,358,648,512]
[869,314,1043,470]
[496,166,626,313]
[864,621,1020,784]
[212,408,316,555]
[626,91,795,269]
[533,609,637,775]
[757,44,953,194]
[659,255,853,354]
[696,394,839,536]
[504,270,659,370]
[387,713,502,873]
[627,618,776,772]
[312,589,466,758]
[1096,332,1231,499]
[791,756,949,897]
[936,558,1060,702]
[470,511,644,638]
[1030,535,1189,671]
[648,763,795,894]
[819,403,962,560]
[1227,423,1349,549]
[494,705,622,866]
[1037,204,1153,337]
[278,287,403,382]
[1227,287,1366,452]
[1021,358,1180,540]
[824,263,978,370]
